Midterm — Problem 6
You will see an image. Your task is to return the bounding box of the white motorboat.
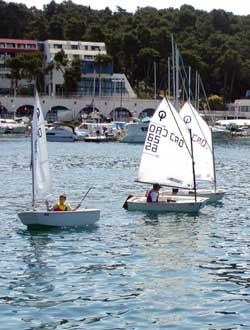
[0,118,27,134]
[18,92,100,227]
[210,125,231,138]
[120,117,150,143]
[83,135,117,142]
[46,123,77,142]
[75,120,122,141]
[124,98,208,213]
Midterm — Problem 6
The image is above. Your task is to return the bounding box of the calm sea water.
[0,136,250,330]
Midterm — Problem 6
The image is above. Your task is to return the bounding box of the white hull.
[46,125,77,142]
[211,126,231,138]
[46,135,77,142]
[84,135,117,142]
[18,209,100,227]
[121,122,149,143]
[125,195,207,213]
[161,188,225,204]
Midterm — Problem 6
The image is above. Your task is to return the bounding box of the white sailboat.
[124,98,207,213]
[18,92,100,227]
[161,101,225,203]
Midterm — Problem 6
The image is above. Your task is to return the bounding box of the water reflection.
[1,138,250,329]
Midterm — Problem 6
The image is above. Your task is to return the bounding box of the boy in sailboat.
[146,183,161,203]
[45,193,80,211]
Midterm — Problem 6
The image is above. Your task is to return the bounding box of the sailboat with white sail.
[161,102,225,203]
[18,92,100,227]
[124,98,207,213]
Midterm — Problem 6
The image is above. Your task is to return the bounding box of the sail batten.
[32,91,52,206]
[137,98,194,189]
[179,102,214,183]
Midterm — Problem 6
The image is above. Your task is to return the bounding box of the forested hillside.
[0,0,250,102]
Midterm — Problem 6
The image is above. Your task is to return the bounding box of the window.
[17,44,26,49]
[71,45,78,50]
[26,44,36,49]
[6,43,15,48]
[84,55,93,60]
[0,43,5,48]
[91,46,101,51]
[53,44,62,49]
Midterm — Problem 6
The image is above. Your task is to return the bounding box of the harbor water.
[0,136,250,329]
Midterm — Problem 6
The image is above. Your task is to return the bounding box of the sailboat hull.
[161,189,225,204]
[18,209,100,227]
[126,195,207,213]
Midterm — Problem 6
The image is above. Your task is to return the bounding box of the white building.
[42,39,136,99]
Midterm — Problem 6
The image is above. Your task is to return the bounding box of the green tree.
[50,49,82,94]
[5,56,22,96]
[64,58,82,93]
[137,48,160,96]
[208,95,224,110]
[64,17,86,40]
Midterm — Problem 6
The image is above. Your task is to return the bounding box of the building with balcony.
[0,38,38,95]
[42,39,136,99]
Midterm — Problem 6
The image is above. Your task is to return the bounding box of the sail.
[179,102,214,183]
[32,91,52,203]
[137,98,194,189]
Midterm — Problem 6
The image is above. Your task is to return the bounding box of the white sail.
[137,98,194,189]
[32,91,52,204]
[179,102,214,183]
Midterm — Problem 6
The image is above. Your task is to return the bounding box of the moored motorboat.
[120,117,150,143]
[46,122,78,142]
[75,120,122,141]
[83,135,117,142]
[0,118,27,134]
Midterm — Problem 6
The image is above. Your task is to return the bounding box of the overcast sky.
[5,0,250,16]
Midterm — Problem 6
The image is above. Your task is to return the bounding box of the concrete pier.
[0,95,249,121]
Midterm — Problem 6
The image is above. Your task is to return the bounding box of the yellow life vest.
[54,202,71,211]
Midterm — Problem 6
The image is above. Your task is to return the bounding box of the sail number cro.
[145,123,184,153]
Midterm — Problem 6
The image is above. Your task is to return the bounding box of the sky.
[5,0,250,16]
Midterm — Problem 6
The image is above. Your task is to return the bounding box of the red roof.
[0,38,37,44]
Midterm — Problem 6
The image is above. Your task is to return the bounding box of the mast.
[175,46,179,112]
[31,98,37,210]
[171,34,176,103]
[154,61,157,100]
[211,136,217,192]
[188,66,191,102]
[168,57,171,97]
[189,128,197,201]
[31,119,35,210]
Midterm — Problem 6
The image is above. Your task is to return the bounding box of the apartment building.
[0,38,38,94]
[43,39,136,98]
